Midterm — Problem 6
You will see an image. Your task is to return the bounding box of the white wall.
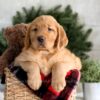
[0,0,100,59]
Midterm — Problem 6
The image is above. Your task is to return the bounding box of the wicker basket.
[4,67,76,100]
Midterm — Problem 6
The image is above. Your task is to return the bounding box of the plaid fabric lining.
[8,64,80,100]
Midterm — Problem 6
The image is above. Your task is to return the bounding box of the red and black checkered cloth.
[7,64,80,100]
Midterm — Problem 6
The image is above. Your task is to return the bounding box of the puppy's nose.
[37,36,45,43]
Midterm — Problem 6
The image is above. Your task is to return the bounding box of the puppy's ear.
[55,24,68,50]
[24,23,31,50]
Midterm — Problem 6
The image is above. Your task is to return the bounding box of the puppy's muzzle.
[37,36,45,45]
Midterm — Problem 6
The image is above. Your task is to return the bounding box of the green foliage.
[12,5,92,59]
[0,30,7,55]
[81,60,100,82]
[0,5,92,59]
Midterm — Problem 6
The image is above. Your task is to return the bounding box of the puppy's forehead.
[31,15,58,25]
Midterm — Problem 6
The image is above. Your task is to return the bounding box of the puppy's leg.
[27,62,42,90]
[17,61,42,90]
[51,62,68,92]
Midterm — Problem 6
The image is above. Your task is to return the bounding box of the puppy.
[14,15,81,92]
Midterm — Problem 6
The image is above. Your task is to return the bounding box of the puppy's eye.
[48,27,54,32]
[32,28,38,32]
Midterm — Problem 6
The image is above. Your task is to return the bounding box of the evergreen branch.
[53,5,62,11]
[10,5,93,59]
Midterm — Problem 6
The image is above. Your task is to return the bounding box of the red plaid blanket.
[7,64,80,100]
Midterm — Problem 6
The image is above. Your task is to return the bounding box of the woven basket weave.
[4,67,76,100]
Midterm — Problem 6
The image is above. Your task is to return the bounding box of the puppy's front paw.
[52,79,66,92]
[28,74,42,90]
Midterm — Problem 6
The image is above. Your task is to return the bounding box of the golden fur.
[14,15,81,92]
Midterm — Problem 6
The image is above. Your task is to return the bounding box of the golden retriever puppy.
[14,15,81,92]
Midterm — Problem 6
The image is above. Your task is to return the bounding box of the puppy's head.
[24,15,68,51]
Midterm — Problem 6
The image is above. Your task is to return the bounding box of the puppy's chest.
[40,55,53,68]
[33,52,65,75]
[39,52,65,66]
[36,54,56,75]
